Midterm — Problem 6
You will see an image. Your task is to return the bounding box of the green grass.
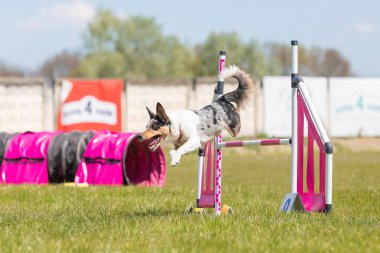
[0,146,379,252]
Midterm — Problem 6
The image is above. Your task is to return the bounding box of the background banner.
[330,78,380,137]
[57,79,123,132]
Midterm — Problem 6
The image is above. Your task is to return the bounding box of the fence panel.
[0,78,52,132]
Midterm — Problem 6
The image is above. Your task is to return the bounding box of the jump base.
[280,193,305,213]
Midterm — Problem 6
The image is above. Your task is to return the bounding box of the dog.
[138,65,254,166]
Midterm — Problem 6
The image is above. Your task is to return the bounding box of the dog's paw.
[169,150,181,166]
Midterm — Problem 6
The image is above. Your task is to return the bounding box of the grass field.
[0,139,379,252]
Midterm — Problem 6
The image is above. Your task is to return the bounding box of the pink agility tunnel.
[1,132,58,184]
[75,131,166,186]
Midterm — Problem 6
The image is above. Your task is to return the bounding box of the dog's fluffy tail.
[219,65,254,110]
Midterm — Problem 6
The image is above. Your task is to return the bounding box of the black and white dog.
[138,65,254,166]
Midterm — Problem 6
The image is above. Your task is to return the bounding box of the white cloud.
[354,21,375,34]
[115,10,129,20]
[13,1,96,31]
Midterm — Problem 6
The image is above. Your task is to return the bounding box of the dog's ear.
[156,102,169,123]
[146,106,155,119]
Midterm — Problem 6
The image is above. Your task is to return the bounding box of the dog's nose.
[137,134,143,142]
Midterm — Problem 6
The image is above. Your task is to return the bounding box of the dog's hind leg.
[222,109,242,137]
[225,124,241,137]
[224,114,242,138]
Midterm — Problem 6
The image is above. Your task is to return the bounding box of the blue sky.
[1,0,379,76]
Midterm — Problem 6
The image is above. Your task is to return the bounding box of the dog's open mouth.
[148,134,161,151]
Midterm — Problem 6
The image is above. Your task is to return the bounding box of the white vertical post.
[326,153,333,208]
[292,42,298,74]
[214,50,226,215]
[196,149,205,206]
[291,40,298,194]
[212,51,226,103]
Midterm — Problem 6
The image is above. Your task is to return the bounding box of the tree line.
[1,10,352,81]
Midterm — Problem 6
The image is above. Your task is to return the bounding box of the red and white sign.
[57,79,123,132]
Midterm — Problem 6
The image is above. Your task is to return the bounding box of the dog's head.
[138,102,170,151]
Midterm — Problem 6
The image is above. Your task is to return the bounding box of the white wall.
[0,78,53,132]
[2,76,379,137]
[330,77,380,137]
[262,76,380,137]
[194,77,255,136]
[124,78,255,136]
[262,76,328,137]
[124,79,192,132]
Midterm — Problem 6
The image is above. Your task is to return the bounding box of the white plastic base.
[279,193,305,213]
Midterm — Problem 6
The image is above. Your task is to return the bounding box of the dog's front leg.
[169,137,201,166]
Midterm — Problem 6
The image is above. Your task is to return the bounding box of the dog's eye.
[151,123,159,130]
[146,119,156,130]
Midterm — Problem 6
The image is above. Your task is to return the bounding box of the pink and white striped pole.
[214,50,226,215]
[217,138,291,149]
[215,134,223,215]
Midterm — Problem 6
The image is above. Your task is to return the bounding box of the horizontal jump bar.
[217,138,291,149]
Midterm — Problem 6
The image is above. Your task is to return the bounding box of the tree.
[306,47,324,75]
[38,50,81,83]
[76,10,194,79]
[195,32,266,79]
[265,43,309,75]
[242,41,267,78]
[73,52,124,78]
[265,43,352,76]
[320,49,351,76]
[76,10,352,79]
[0,62,25,77]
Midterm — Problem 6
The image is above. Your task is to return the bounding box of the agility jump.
[192,40,333,215]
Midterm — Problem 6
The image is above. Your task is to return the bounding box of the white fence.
[1,76,379,137]
[261,76,329,137]
[262,77,329,137]
[329,78,380,137]
[124,77,255,136]
[261,76,380,137]
[0,78,53,132]
[125,79,192,132]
